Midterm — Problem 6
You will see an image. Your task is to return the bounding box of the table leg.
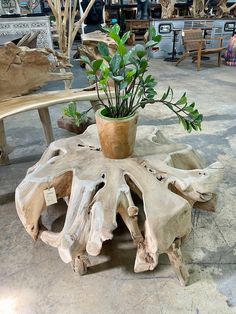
[164,30,180,62]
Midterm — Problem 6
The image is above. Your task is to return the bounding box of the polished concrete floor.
[0,56,236,314]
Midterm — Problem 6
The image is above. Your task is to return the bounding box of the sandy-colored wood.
[159,0,176,18]
[167,238,189,286]
[176,30,225,71]
[190,0,207,18]
[0,88,113,164]
[0,88,112,121]
[38,108,54,145]
[0,43,72,101]
[95,109,138,159]
[47,0,96,57]
[0,120,9,165]
[216,0,236,18]
[79,31,116,65]
[15,125,223,285]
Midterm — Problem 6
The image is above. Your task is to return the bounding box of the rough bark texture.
[78,31,116,63]
[159,0,176,18]
[190,0,207,17]
[0,43,72,101]
[216,0,236,17]
[15,125,223,285]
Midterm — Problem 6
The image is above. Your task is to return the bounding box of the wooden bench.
[0,43,112,165]
[0,88,109,165]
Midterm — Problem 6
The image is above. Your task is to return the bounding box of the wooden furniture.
[79,30,116,63]
[176,29,225,71]
[15,125,223,285]
[0,43,112,165]
[126,19,149,45]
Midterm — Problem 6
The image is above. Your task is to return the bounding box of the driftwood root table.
[15,125,223,285]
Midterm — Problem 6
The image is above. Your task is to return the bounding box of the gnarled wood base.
[15,125,223,285]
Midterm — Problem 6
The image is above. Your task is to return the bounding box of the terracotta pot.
[95,108,138,159]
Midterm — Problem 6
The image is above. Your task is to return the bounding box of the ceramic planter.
[95,108,138,159]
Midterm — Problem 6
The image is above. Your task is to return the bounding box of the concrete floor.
[0,56,236,314]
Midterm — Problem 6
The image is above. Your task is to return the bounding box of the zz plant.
[80,24,203,133]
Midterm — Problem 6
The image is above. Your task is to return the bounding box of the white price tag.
[43,187,57,206]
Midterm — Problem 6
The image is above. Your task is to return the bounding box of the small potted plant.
[80,25,203,159]
[57,101,94,134]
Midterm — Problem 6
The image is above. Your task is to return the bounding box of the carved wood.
[0,87,113,165]
[159,0,176,19]
[79,31,116,63]
[0,43,72,101]
[15,125,223,285]
[47,0,96,57]
[190,0,207,18]
[216,0,236,18]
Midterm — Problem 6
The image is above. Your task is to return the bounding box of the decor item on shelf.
[57,101,95,134]
[80,24,203,158]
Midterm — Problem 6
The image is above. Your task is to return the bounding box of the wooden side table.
[15,125,223,285]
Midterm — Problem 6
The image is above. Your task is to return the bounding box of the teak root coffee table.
[15,125,223,285]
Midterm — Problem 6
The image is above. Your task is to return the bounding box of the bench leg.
[0,120,9,165]
[38,108,54,145]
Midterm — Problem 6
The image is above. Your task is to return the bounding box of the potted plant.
[57,101,94,134]
[80,25,203,159]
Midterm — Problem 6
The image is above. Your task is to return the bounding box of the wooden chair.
[176,29,225,71]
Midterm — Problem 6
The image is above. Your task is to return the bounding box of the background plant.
[80,24,203,132]
[63,101,88,126]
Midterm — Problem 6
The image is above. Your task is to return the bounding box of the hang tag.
[43,187,57,206]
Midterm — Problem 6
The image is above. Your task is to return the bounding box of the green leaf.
[145,40,158,49]
[92,59,103,72]
[121,31,130,44]
[137,50,146,59]
[123,49,135,64]
[97,42,109,57]
[179,117,188,130]
[117,44,127,56]
[79,55,90,64]
[176,93,187,105]
[150,26,156,38]
[112,24,120,35]
[121,92,132,100]
[109,32,121,43]
[112,75,124,81]
[140,59,148,71]
[110,53,122,72]
[161,87,173,101]
[154,35,162,43]
[135,44,145,52]
[120,81,128,90]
